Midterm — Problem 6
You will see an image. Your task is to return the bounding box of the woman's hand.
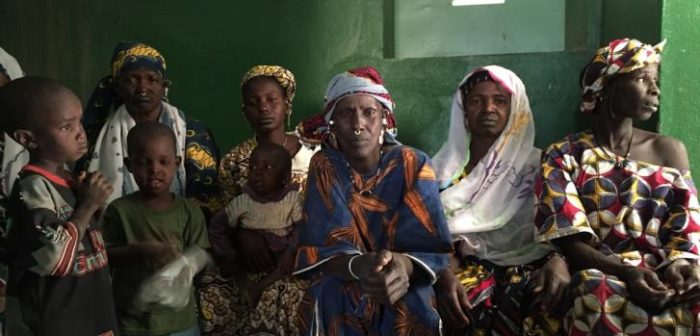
[353,250,413,305]
[435,270,472,328]
[532,253,570,313]
[619,266,674,310]
[235,229,275,273]
[664,259,700,304]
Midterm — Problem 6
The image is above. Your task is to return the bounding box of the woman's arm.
[554,234,673,309]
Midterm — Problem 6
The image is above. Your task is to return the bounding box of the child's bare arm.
[208,209,236,260]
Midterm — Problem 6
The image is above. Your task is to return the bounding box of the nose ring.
[354,129,361,136]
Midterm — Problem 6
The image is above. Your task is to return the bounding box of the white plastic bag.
[134,246,212,310]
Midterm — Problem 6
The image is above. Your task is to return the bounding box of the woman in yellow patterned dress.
[198,65,317,336]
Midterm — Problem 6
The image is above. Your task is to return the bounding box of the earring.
[328,120,335,126]
[379,129,385,145]
[329,132,339,149]
[382,117,388,126]
[286,101,293,129]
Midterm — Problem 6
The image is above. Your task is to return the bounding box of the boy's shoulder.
[14,170,72,211]
[175,195,204,213]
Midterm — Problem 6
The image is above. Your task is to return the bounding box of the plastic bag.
[133,246,212,310]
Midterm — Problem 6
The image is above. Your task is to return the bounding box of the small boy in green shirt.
[102,121,209,336]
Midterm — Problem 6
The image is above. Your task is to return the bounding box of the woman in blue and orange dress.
[536,38,700,334]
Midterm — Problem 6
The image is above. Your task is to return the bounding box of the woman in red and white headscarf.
[295,66,452,335]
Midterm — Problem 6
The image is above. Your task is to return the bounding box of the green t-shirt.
[102,193,210,335]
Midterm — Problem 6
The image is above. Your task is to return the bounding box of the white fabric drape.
[432,65,550,266]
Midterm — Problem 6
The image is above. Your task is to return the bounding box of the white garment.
[432,65,550,266]
[225,189,302,237]
[0,47,28,197]
[87,102,187,203]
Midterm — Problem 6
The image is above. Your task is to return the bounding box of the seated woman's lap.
[298,275,441,335]
[567,268,700,334]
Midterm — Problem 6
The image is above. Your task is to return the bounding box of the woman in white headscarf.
[0,47,27,203]
[0,45,27,336]
[432,65,568,335]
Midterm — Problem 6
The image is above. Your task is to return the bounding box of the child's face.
[126,135,180,197]
[30,92,88,163]
[248,150,287,197]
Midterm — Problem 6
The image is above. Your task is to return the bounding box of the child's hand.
[139,241,182,270]
[75,171,113,210]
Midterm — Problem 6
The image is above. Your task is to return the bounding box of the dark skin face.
[604,63,660,121]
[331,94,385,173]
[248,149,288,197]
[242,77,289,134]
[16,91,88,173]
[125,135,181,207]
[462,80,511,139]
[113,67,167,122]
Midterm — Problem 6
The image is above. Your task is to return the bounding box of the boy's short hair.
[0,76,73,134]
[251,142,292,177]
[126,121,178,157]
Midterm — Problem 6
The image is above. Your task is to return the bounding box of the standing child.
[209,142,302,307]
[102,121,209,336]
[0,77,117,336]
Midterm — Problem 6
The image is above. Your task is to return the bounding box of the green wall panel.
[394,0,566,58]
[660,0,700,171]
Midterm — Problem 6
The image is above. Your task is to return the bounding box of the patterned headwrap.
[580,38,665,114]
[111,41,167,79]
[297,66,398,145]
[240,65,296,102]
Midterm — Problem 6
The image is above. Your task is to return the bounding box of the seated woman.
[0,45,26,336]
[432,65,569,335]
[536,38,700,334]
[80,41,221,216]
[294,66,453,335]
[199,65,316,336]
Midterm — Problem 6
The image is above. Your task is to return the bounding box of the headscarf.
[240,65,296,103]
[297,66,398,145]
[432,65,548,266]
[0,47,28,197]
[82,41,167,146]
[580,38,665,114]
[0,47,24,81]
[111,41,166,79]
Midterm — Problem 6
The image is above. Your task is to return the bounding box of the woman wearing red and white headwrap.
[295,67,452,335]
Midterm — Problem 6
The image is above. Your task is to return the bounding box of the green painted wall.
[659,1,700,171]
[601,0,661,44]
[1,0,600,155]
[600,0,662,132]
